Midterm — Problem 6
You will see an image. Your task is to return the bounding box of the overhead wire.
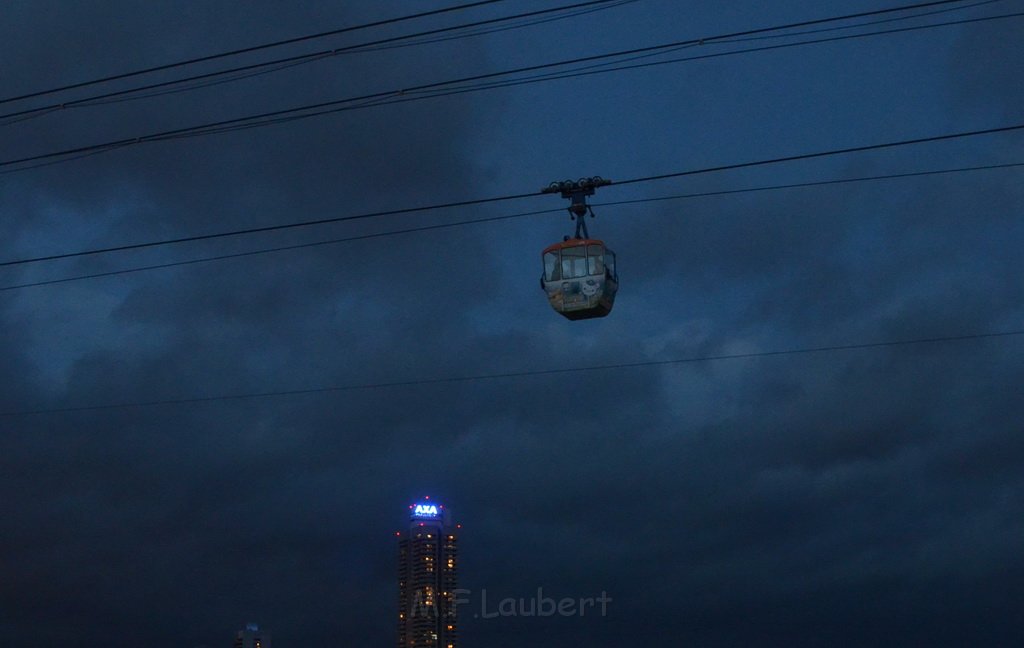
[79,1,637,107]
[1,121,1022,269]
[1,161,1022,293]
[0,0,638,124]
[0,0,1010,173]
[2,329,1021,417]
[0,0,507,107]
[717,0,1004,43]
[103,0,640,106]
[188,6,1022,147]
[0,189,537,269]
[357,10,1024,115]
[466,0,1006,83]
[333,0,638,53]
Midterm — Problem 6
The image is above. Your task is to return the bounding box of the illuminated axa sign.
[413,503,440,518]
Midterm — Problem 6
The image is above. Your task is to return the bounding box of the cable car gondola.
[541,238,618,320]
[539,177,618,320]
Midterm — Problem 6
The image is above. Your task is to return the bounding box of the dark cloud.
[948,10,1024,120]
[2,1,1023,646]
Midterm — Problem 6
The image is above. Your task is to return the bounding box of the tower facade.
[232,623,270,648]
[397,498,458,648]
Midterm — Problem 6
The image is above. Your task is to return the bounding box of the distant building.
[232,623,270,648]
[397,498,459,648]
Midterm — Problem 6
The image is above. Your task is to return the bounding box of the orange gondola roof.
[541,238,607,255]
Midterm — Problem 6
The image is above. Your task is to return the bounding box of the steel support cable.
[0,0,636,124]
[343,10,1024,112]
[430,0,1006,86]
[72,1,638,108]
[0,0,507,106]
[14,0,977,120]
[1,161,1021,292]
[1,123,1023,271]
[2,330,1021,417]
[0,0,1000,172]
[716,0,1004,43]
[126,7,1023,150]
[118,5,1022,147]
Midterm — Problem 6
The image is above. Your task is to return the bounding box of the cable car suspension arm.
[541,176,611,239]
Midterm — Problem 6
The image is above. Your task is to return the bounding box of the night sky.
[2,1,1023,646]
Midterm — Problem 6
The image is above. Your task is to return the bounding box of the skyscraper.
[397,498,458,648]
[232,623,270,648]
